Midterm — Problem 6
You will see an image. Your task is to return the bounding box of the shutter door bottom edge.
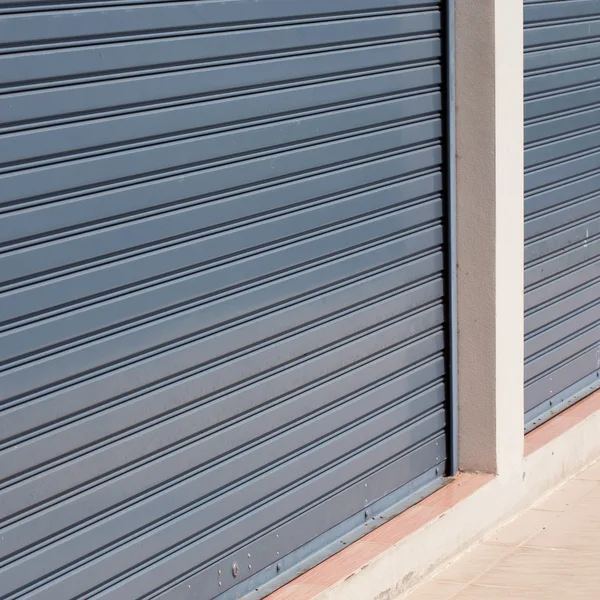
[525,371,600,434]
[197,461,446,600]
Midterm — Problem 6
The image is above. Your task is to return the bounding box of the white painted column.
[454,0,524,476]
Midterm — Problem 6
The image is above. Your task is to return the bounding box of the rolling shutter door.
[524,0,600,430]
[0,2,451,599]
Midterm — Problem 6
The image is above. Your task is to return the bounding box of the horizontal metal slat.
[526,41,600,73]
[0,72,437,168]
[525,167,600,216]
[0,199,443,403]
[2,249,445,449]
[525,321,600,382]
[0,328,444,561]
[0,269,445,484]
[525,257,600,311]
[525,277,600,336]
[525,104,600,144]
[525,236,600,288]
[1,126,441,254]
[1,120,441,251]
[525,127,600,169]
[0,12,440,90]
[525,20,600,49]
[6,271,447,480]
[0,186,443,367]
[525,83,600,121]
[0,0,438,48]
[526,61,600,97]
[0,163,442,332]
[0,227,443,444]
[3,171,442,308]
[525,195,600,240]
[525,147,600,192]
[1,113,441,215]
[525,298,600,359]
[0,327,443,526]
[1,233,445,452]
[525,213,600,263]
[0,111,441,234]
[525,0,600,23]
[0,39,441,130]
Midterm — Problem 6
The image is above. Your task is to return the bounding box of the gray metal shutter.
[0,2,450,599]
[524,0,600,431]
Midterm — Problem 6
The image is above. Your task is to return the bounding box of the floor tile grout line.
[573,460,600,481]
[445,580,470,600]
[520,544,574,551]
[531,477,600,513]
[435,542,517,589]
[484,508,562,546]
[511,510,562,550]
[439,481,585,592]
[468,582,532,591]
[453,468,600,595]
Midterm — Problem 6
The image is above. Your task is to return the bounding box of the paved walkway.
[405,460,600,600]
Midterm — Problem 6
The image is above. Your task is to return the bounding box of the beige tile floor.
[405,460,600,600]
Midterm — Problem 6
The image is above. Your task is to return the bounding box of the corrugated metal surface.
[0,1,450,599]
[524,0,600,430]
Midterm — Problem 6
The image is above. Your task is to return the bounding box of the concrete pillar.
[454,0,524,475]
